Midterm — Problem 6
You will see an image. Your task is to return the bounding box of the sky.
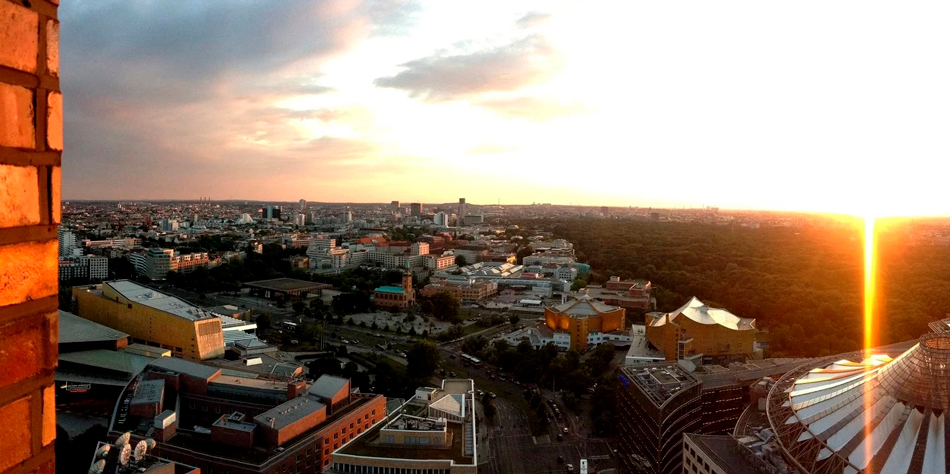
[61,1,950,216]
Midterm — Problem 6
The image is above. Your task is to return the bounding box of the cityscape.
[3,2,950,474]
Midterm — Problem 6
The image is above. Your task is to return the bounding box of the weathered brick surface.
[46,20,59,77]
[47,92,63,151]
[0,396,32,472]
[0,240,58,308]
[0,2,38,73]
[51,166,61,223]
[0,164,41,228]
[0,319,44,390]
[1,1,61,471]
[42,385,55,446]
[0,82,36,148]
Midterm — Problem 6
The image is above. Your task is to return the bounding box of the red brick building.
[110,358,387,474]
[0,1,62,471]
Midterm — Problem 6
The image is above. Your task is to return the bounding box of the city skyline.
[62,1,950,216]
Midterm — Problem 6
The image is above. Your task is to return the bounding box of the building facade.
[544,293,626,351]
[373,272,415,309]
[617,364,703,474]
[646,297,756,364]
[73,280,225,360]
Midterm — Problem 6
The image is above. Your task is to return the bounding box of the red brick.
[46,20,59,77]
[0,320,44,390]
[51,167,61,224]
[0,396,32,472]
[0,2,38,73]
[0,83,35,148]
[42,385,55,446]
[0,240,58,308]
[0,164,41,228]
[47,92,63,151]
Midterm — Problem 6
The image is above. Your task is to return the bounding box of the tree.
[406,340,441,382]
[481,393,496,422]
[509,315,520,326]
[429,292,461,323]
[256,313,273,331]
[455,255,468,267]
[292,301,305,315]
[571,278,588,291]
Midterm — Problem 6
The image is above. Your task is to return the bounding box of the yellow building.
[646,297,755,364]
[73,280,225,360]
[544,293,626,352]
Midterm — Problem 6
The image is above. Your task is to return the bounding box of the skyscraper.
[410,202,423,216]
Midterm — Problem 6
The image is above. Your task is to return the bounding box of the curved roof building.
[766,333,950,474]
[544,293,626,351]
[646,297,756,364]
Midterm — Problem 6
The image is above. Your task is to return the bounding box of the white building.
[58,229,77,257]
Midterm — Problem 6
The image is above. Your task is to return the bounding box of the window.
[325,439,330,445]
[215,406,221,413]
[334,433,338,439]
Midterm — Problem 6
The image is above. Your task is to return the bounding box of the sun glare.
[862,214,877,464]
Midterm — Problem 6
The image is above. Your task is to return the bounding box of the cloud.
[59,0,416,200]
[516,12,551,29]
[373,34,563,101]
[477,96,590,121]
[467,143,519,155]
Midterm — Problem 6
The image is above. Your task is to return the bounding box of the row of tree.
[532,217,950,357]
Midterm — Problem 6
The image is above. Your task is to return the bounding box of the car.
[557,456,564,464]
[556,433,563,442]
[490,392,497,399]
[399,352,407,357]
[563,427,569,434]
[489,375,495,380]
[477,390,485,397]
[449,372,457,377]
[449,354,456,359]
[566,463,574,472]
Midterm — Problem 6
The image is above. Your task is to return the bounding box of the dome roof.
[767,333,950,474]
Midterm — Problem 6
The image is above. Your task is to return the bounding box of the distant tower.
[391,201,400,212]
[410,203,423,217]
[458,198,467,226]
[299,199,306,210]
[402,270,414,296]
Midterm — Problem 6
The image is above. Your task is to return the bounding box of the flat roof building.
[329,379,478,474]
[73,280,225,360]
[244,278,331,301]
[109,358,386,474]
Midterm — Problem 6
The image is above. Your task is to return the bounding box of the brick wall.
[0,0,61,473]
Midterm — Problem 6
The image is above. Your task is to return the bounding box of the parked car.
[566,463,574,472]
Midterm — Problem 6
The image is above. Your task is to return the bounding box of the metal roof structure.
[766,333,950,474]
[549,293,620,317]
[105,280,215,321]
[620,363,700,409]
[308,375,349,401]
[58,349,155,379]
[374,286,405,294]
[649,297,755,331]
[149,357,221,380]
[58,310,129,345]
[253,396,326,431]
[131,379,165,406]
[243,278,328,292]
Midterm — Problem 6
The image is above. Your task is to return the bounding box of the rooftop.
[213,413,257,433]
[308,375,349,401]
[253,396,326,431]
[58,349,156,379]
[549,294,621,317]
[149,357,221,381]
[621,363,700,408]
[131,379,165,406]
[58,310,129,345]
[103,280,216,321]
[650,297,755,331]
[685,434,768,474]
[243,278,328,292]
[338,403,472,464]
